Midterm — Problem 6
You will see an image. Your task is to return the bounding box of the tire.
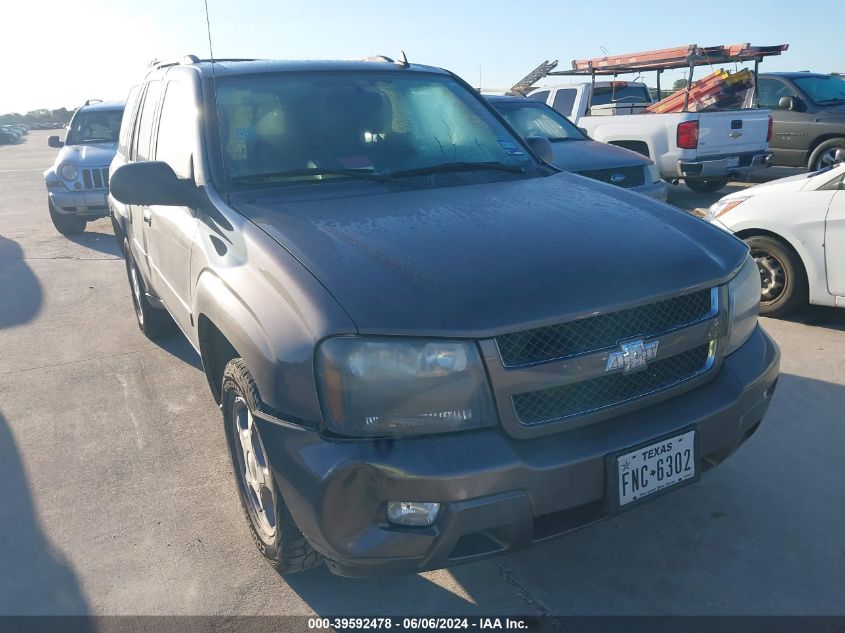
[685,177,730,194]
[48,200,86,235]
[123,239,174,339]
[745,235,808,318]
[110,212,125,255]
[808,138,845,172]
[222,358,321,575]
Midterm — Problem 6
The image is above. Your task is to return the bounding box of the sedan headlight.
[726,253,760,355]
[59,163,78,181]
[646,163,661,183]
[706,197,748,222]
[316,337,497,437]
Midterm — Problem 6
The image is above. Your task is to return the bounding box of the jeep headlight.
[316,337,497,437]
[726,253,760,355]
[59,163,78,181]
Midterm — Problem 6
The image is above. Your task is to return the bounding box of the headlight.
[59,163,78,181]
[726,253,760,355]
[706,197,748,222]
[646,163,661,183]
[316,337,497,437]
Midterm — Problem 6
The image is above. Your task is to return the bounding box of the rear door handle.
[143,209,152,225]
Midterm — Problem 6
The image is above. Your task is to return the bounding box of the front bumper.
[632,179,669,202]
[258,325,780,577]
[678,151,771,178]
[48,188,109,219]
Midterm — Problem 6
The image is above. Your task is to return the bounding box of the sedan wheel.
[744,235,808,318]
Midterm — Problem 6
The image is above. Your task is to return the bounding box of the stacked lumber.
[646,68,754,113]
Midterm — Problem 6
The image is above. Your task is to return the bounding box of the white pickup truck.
[528,81,772,192]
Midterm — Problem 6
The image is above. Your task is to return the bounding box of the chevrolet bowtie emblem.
[606,339,660,373]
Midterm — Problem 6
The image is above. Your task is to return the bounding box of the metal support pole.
[753,58,760,108]
[656,69,662,100]
[683,63,695,111]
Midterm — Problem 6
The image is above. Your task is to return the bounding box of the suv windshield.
[793,75,845,105]
[493,101,586,142]
[65,109,123,145]
[216,71,536,188]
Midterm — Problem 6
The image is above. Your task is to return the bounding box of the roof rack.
[511,43,789,109]
[557,43,789,76]
[147,55,258,69]
[83,99,103,106]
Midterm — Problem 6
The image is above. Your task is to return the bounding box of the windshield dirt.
[216,72,535,188]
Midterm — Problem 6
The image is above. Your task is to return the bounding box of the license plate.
[725,156,740,168]
[616,429,697,506]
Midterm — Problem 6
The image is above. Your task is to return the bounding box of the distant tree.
[672,79,688,92]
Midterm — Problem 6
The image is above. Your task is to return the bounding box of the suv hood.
[551,139,649,172]
[53,143,117,168]
[234,174,746,337]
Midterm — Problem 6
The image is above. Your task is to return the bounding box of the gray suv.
[44,100,124,234]
[109,55,780,577]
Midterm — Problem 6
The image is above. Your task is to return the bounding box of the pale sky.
[2,0,843,114]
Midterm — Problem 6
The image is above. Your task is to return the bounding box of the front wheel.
[48,200,86,235]
[745,235,808,318]
[222,358,321,575]
[685,177,730,194]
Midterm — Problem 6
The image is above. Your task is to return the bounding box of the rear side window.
[155,80,197,179]
[552,89,576,116]
[117,85,139,155]
[133,80,162,161]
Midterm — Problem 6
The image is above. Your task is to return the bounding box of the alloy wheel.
[231,396,277,540]
[752,250,786,304]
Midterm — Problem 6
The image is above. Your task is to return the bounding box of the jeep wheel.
[808,138,845,172]
[49,200,86,235]
[685,177,730,194]
[745,235,808,318]
[222,358,321,575]
[124,239,174,338]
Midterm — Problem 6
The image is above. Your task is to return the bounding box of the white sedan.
[705,164,845,317]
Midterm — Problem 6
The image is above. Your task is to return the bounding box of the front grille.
[512,343,712,424]
[577,165,645,188]
[496,289,714,367]
[81,168,109,190]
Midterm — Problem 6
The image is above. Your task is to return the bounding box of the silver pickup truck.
[108,55,779,577]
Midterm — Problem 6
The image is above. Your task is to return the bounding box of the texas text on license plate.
[615,429,697,507]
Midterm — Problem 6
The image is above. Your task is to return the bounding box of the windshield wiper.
[817,97,845,104]
[548,137,580,143]
[388,161,525,178]
[232,167,389,184]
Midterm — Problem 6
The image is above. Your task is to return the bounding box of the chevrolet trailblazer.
[108,55,780,577]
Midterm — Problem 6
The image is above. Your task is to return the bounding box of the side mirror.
[777,96,801,111]
[526,136,554,164]
[110,161,200,208]
[48,135,63,148]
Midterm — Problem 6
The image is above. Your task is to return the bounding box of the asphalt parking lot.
[1,130,844,617]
